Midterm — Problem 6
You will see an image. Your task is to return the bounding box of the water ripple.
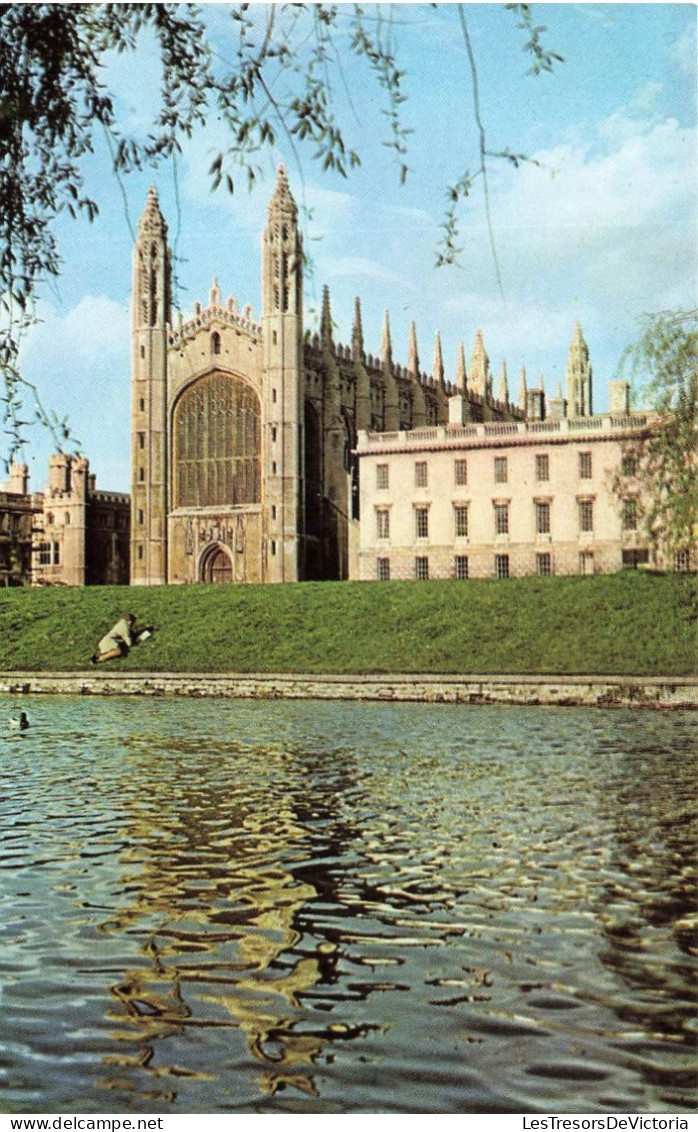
[0,699,695,1113]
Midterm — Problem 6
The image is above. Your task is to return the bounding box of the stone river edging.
[0,672,696,708]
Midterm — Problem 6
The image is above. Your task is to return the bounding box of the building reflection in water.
[590,717,697,1102]
[97,732,367,1101]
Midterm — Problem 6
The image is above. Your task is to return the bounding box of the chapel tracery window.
[173,373,261,508]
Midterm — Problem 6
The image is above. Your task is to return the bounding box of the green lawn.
[0,572,695,676]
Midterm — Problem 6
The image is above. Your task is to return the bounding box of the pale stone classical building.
[131,167,520,586]
[355,382,660,582]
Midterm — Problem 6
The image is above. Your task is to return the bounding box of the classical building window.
[415,506,429,539]
[138,432,145,449]
[376,508,390,540]
[415,461,428,487]
[455,554,469,580]
[52,542,60,565]
[495,554,510,579]
[675,549,691,572]
[454,505,468,538]
[536,502,551,535]
[494,503,509,535]
[173,373,261,508]
[377,557,390,581]
[211,332,221,355]
[139,467,145,482]
[38,542,51,565]
[623,549,649,569]
[137,545,143,560]
[579,550,594,575]
[415,556,429,580]
[64,513,71,525]
[535,454,549,481]
[537,552,552,576]
[579,499,594,532]
[579,451,592,479]
[454,458,468,486]
[376,463,389,490]
[270,540,277,556]
[494,456,508,484]
[139,398,145,412]
[271,505,277,521]
[622,499,638,530]
[138,509,144,525]
[271,426,277,442]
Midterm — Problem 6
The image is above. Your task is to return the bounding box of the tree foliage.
[0,2,562,468]
[616,311,698,568]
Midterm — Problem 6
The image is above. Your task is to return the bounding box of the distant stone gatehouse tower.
[130,166,522,586]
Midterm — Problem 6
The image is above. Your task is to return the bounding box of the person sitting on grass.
[91,613,140,665]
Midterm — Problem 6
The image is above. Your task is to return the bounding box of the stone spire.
[138,185,168,239]
[518,366,528,411]
[449,342,469,426]
[262,161,302,319]
[432,332,445,385]
[498,361,510,405]
[209,277,221,308]
[354,297,371,431]
[320,284,333,346]
[382,311,399,430]
[407,321,420,378]
[352,296,364,362]
[268,162,298,224]
[381,310,393,370]
[566,321,592,417]
[408,321,427,428]
[456,343,468,393]
[470,330,490,398]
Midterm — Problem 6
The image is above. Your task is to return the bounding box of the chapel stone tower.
[131,186,171,585]
[262,165,304,582]
[566,322,593,418]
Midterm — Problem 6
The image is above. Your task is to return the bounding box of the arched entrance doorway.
[200,542,233,583]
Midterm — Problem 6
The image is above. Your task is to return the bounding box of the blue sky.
[12,2,697,494]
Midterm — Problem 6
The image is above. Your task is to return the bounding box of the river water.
[0,698,695,1115]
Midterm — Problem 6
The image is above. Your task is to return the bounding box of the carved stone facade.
[131,167,522,585]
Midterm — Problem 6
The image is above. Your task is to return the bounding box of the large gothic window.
[173,373,261,508]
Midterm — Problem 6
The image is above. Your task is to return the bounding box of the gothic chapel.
[130,166,548,585]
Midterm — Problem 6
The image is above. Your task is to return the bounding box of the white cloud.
[669,23,698,78]
[20,296,129,378]
[16,296,131,491]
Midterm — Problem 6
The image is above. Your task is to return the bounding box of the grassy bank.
[0,572,695,676]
